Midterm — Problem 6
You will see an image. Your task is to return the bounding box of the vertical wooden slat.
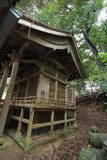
[54,72,58,101]
[0,58,20,136]
[27,108,34,138]
[16,83,19,98]
[65,79,68,104]
[25,80,30,97]
[64,110,67,128]
[50,110,54,132]
[17,108,24,132]
[73,88,76,107]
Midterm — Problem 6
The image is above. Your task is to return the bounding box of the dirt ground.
[0,102,107,160]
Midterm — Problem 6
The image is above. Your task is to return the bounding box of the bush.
[90,126,99,133]
[78,148,96,160]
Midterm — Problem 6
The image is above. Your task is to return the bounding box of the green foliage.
[90,148,107,160]
[0,138,5,146]
[88,132,102,148]
[15,131,22,141]
[38,0,103,32]
[0,138,9,149]
[90,24,107,52]
[91,126,99,133]
[17,0,107,95]
[78,147,107,160]
[15,132,34,151]
[100,82,107,92]
[78,148,97,160]
[99,52,107,63]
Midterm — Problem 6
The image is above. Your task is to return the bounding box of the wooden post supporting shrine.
[17,108,24,132]
[27,108,34,139]
[50,110,54,132]
[0,63,9,100]
[64,110,67,128]
[0,57,20,136]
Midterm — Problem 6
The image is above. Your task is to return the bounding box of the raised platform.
[11,97,75,110]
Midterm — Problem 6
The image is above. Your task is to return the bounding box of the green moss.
[88,132,102,148]
[90,148,107,160]
[78,147,107,160]
[0,138,9,149]
[15,131,22,141]
[0,138,5,146]
[90,126,99,133]
[78,148,97,160]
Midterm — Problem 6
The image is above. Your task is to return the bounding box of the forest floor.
[0,101,107,160]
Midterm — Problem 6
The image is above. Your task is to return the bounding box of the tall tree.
[37,0,104,68]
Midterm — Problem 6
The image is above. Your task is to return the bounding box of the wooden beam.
[21,59,41,69]
[12,100,74,110]
[0,63,9,99]
[42,71,66,84]
[48,58,68,74]
[14,29,68,50]
[27,108,34,138]
[32,122,51,129]
[15,71,40,85]
[68,40,84,79]
[32,118,75,129]
[11,115,29,124]
[18,19,70,37]
[0,58,20,136]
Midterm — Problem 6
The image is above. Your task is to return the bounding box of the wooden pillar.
[17,108,24,132]
[64,110,67,128]
[0,58,20,136]
[27,108,34,139]
[54,72,58,101]
[50,110,54,132]
[0,64,9,100]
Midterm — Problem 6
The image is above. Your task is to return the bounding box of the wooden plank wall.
[57,82,65,102]
[12,63,70,106]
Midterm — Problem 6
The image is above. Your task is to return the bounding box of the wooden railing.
[12,96,75,109]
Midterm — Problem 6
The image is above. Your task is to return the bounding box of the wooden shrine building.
[0,16,86,139]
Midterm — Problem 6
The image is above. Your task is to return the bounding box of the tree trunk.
[82,30,104,69]
[0,58,19,136]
